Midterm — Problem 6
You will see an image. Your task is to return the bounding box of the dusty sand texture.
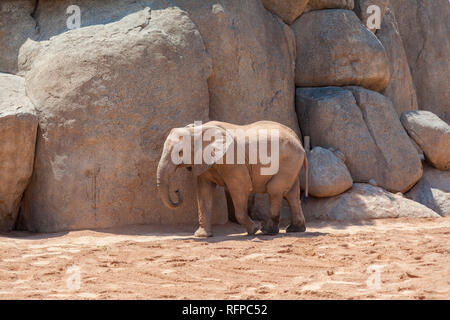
[0,217,449,299]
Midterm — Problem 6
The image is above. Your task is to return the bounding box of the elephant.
[157,121,308,237]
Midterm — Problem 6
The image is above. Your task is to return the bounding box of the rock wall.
[389,0,450,123]
[0,0,448,232]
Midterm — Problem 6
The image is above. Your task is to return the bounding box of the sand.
[0,217,449,300]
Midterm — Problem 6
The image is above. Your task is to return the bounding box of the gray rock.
[291,9,390,92]
[389,0,450,123]
[0,73,38,231]
[28,0,300,135]
[305,0,354,12]
[401,111,450,171]
[303,183,441,221]
[406,164,450,216]
[0,0,38,74]
[300,147,353,198]
[18,8,227,232]
[296,86,422,193]
[261,0,309,24]
[377,6,419,117]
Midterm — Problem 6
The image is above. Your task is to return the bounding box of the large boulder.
[177,0,300,133]
[261,0,309,24]
[400,111,450,171]
[406,165,450,217]
[296,86,422,193]
[377,7,419,116]
[31,0,300,134]
[0,0,38,74]
[18,8,227,232]
[389,0,450,123]
[299,147,353,197]
[303,183,440,221]
[305,0,354,12]
[291,9,390,91]
[354,0,388,33]
[0,73,38,231]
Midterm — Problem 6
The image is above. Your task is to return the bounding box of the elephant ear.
[191,125,233,176]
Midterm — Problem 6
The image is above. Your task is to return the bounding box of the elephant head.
[157,123,230,209]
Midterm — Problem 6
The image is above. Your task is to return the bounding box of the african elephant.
[156,121,308,237]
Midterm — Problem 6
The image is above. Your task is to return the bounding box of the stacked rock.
[266,0,448,221]
[0,0,448,231]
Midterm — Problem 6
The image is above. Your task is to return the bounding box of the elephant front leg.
[194,176,215,238]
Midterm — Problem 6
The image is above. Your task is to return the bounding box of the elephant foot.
[246,221,262,236]
[286,224,306,233]
[194,227,212,238]
[261,227,279,236]
[261,224,279,236]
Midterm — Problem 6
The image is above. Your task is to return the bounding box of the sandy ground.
[0,217,449,300]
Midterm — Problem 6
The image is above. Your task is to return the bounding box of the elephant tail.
[303,154,308,198]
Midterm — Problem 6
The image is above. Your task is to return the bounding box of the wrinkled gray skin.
[157,121,308,237]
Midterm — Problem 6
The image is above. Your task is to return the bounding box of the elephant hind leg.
[284,178,306,233]
[225,188,237,223]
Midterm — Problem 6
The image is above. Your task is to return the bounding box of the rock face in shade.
[389,0,450,123]
[400,111,450,171]
[406,165,450,217]
[299,147,353,198]
[291,9,390,92]
[0,0,38,74]
[305,0,354,12]
[18,8,227,232]
[0,73,38,231]
[261,0,309,24]
[354,0,388,33]
[296,86,423,193]
[377,7,419,117]
[303,183,441,221]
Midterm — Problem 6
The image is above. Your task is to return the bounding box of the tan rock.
[305,0,354,12]
[261,0,309,24]
[389,0,450,123]
[296,86,422,193]
[400,111,450,171]
[178,0,300,134]
[291,9,390,92]
[0,73,38,231]
[377,7,419,117]
[300,147,353,198]
[303,183,441,221]
[18,8,227,232]
[30,0,300,135]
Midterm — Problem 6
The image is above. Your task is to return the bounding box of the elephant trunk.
[157,150,183,209]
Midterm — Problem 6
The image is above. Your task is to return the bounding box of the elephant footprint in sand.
[157,121,308,237]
